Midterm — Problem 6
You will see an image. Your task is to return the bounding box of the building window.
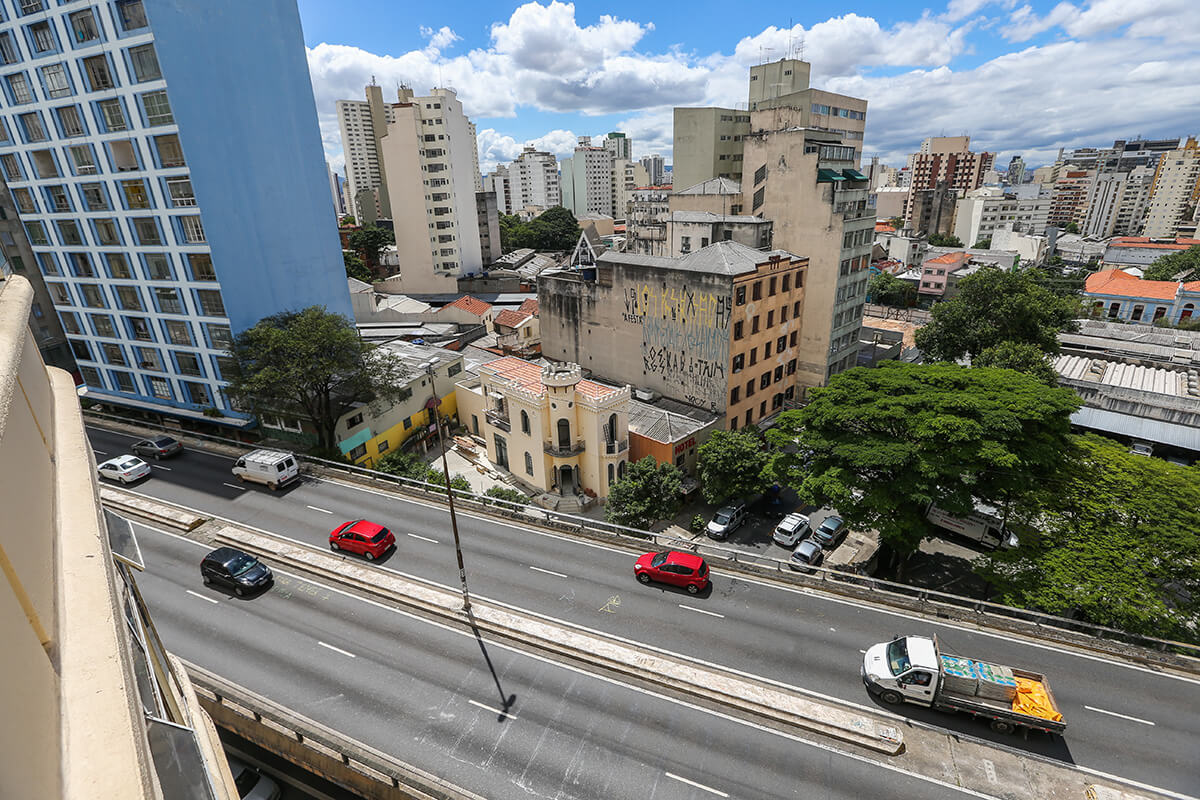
[140,90,173,125]
[746,379,755,397]
[46,184,70,212]
[102,253,131,279]
[116,285,143,311]
[80,182,109,211]
[154,134,185,167]
[68,144,96,174]
[205,323,232,349]
[524,451,533,476]
[735,285,746,305]
[187,253,216,281]
[83,55,115,91]
[346,412,364,427]
[764,340,772,358]
[180,215,205,243]
[7,72,33,104]
[749,347,758,366]
[378,439,390,454]
[745,409,753,426]
[777,335,787,352]
[786,359,797,376]
[766,310,774,328]
[90,314,115,337]
[730,386,740,404]
[41,63,71,98]
[57,105,86,137]
[0,33,18,66]
[57,220,84,246]
[520,409,530,435]
[782,273,791,293]
[79,284,107,308]
[789,330,798,347]
[19,111,46,142]
[166,177,195,207]
[732,353,744,372]
[774,366,783,383]
[164,319,192,346]
[176,352,203,378]
[752,281,762,301]
[29,21,57,54]
[12,187,35,213]
[196,289,225,317]
[25,221,48,245]
[115,0,149,32]
[69,9,100,43]
[121,180,150,209]
[768,276,777,296]
[132,217,161,245]
[31,148,58,178]
[733,320,744,340]
[98,99,128,132]
[129,44,161,82]
[751,315,760,334]
[154,287,183,314]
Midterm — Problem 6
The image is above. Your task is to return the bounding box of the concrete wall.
[671,108,747,191]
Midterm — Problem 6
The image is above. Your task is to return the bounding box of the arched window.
[1182,303,1196,320]
[1091,300,1104,317]
[524,451,533,475]
[606,413,617,443]
[617,460,626,480]
[1153,306,1167,321]
[1130,304,1144,322]
[557,417,571,448]
[1107,302,1120,318]
[520,409,530,434]
[608,463,614,485]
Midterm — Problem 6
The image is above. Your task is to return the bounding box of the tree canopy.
[499,206,581,253]
[972,341,1059,385]
[776,362,1080,556]
[226,307,408,451]
[973,237,992,249]
[928,233,963,247]
[695,430,769,504]
[868,271,916,308]
[1143,244,1200,282]
[605,456,683,529]
[348,226,394,269]
[914,267,1080,362]
[343,251,372,283]
[976,434,1200,642]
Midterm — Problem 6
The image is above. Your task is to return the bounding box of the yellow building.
[456,358,631,511]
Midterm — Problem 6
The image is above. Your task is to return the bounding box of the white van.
[926,502,1019,550]
[232,449,298,490]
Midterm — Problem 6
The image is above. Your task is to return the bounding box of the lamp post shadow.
[466,608,517,722]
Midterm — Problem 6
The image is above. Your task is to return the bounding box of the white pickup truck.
[862,635,1066,736]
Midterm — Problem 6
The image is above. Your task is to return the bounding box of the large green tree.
[972,341,1059,386]
[976,435,1200,642]
[914,267,1079,362]
[1143,244,1200,282]
[343,251,372,283]
[605,457,683,529]
[928,233,963,247]
[498,207,581,253]
[868,271,916,308]
[696,430,769,504]
[348,226,395,270]
[226,307,408,450]
[775,362,1080,558]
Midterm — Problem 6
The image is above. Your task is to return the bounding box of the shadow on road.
[466,610,517,723]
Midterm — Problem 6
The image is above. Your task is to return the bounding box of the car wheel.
[203,576,211,586]
[364,551,375,561]
[330,541,340,551]
[879,690,903,705]
[234,586,245,597]
[236,473,245,482]
[686,583,700,594]
[989,719,1015,735]
[636,572,651,584]
[120,475,129,484]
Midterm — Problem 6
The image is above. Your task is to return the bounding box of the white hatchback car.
[772,513,811,547]
[97,455,151,484]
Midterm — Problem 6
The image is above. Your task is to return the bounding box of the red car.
[329,520,395,560]
[634,550,710,594]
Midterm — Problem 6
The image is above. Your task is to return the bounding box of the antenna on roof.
[370,74,377,87]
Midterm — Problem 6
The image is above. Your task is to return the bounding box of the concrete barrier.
[100,487,206,531]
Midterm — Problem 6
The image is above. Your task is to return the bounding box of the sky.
[297,0,1199,177]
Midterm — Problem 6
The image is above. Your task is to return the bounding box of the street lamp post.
[424,358,471,614]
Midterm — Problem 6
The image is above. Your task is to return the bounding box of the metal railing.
[85,411,1200,662]
[544,439,586,457]
[484,410,510,432]
[605,439,629,455]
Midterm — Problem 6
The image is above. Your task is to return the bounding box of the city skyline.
[298,0,1198,175]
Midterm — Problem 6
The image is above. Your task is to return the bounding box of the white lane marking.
[665,772,728,797]
[467,699,516,718]
[135,526,1185,800]
[407,533,439,544]
[185,589,218,604]
[530,565,568,578]
[1084,705,1156,726]
[678,604,725,619]
[306,505,333,514]
[92,449,107,455]
[222,483,247,491]
[318,641,356,659]
[983,759,997,783]
[152,465,172,471]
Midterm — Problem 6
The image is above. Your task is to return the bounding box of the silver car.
[706,503,747,539]
[789,539,824,571]
[772,513,811,547]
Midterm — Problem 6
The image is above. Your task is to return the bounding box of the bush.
[376,450,429,480]
[691,514,706,533]
[485,486,528,506]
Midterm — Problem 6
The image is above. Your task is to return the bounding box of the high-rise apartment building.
[1113,165,1156,236]
[953,186,1050,245]
[1048,170,1095,229]
[640,154,665,186]
[560,136,614,218]
[671,108,750,190]
[486,146,560,215]
[337,84,396,220]
[611,158,649,220]
[603,131,631,161]
[0,0,350,422]
[484,165,512,214]
[379,87,489,293]
[326,160,345,217]
[903,137,995,225]
[1143,137,1200,238]
[1007,155,1026,186]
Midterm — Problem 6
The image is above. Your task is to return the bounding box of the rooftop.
[674,177,742,195]
[1085,269,1200,301]
[445,295,493,316]
[599,240,801,277]
[667,211,771,224]
[628,398,719,443]
[482,357,622,400]
[376,339,464,372]
[493,309,533,329]
[1055,354,1196,398]
[518,297,539,316]
[1107,237,1200,249]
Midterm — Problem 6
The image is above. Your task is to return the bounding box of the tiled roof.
[445,295,492,316]
[483,357,620,400]
[1108,237,1200,249]
[518,297,539,315]
[926,252,970,265]
[875,222,896,233]
[493,309,532,329]
[1084,269,1200,300]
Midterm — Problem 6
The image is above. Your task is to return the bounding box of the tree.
[776,363,1080,559]
[605,457,683,529]
[976,435,1200,642]
[498,214,522,254]
[914,267,1080,362]
[887,216,905,230]
[498,207,581,253]
[348,226,394,269]
[1063,221,1079,234]
[928,233,963,247]
[226,307,408,451]
[696,430,769,504]
[339,215,357,227]
[376,450,430,480]
[868,271,915,308]
[972,341,1059,385]
[484,485,528,506]
[343,251,372,283]
[973,237,992,249]
[1143,244,1200,282]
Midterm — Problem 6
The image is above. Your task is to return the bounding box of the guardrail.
[86,410,1200,662]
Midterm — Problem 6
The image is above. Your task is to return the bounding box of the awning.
[337,427,374,455]
[1070,407,1200,452]
[77,387,255,427]
[817,168,847,183]
[842,168,869,181]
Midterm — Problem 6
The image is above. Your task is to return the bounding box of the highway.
[89,426,1200,799]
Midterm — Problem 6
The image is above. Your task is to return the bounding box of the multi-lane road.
[87,426,1200,799]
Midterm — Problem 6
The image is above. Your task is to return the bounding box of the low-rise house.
[1101,236,1200,271]
[493,297,540,356]
[1083,270,1200,325]
[437,295,495,331]
[627,395,722,480]
[667,211,773,257]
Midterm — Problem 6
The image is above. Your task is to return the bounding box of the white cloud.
[476,127,581,172]
[420,25,462,52]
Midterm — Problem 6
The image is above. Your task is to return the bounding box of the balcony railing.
[485,409,510,432]
[544,440,585,457]
[605,439,629,455]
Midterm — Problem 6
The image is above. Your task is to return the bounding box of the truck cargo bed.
[936,666,1065,733]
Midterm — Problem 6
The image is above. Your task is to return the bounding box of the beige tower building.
[337,84,397,220]
[1143,137,1200,238]
[671,107,751,190]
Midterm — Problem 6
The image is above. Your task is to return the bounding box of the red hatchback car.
[329,520,395,560]
[634,550,710,594]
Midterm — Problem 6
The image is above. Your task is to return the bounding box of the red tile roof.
[445,295,492,316]
[484,357,620,400]
[927,252,970,265]
[875,222,896,233]
[518,297,539,316]
[493,309,532,329]
[1108,237,1200,249]
[1084,269,1200,300]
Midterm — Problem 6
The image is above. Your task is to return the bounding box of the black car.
[131,435,183,459]
[201,547,273,596]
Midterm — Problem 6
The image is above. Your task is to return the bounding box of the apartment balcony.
[605,439,629,455]
[485,410,510,432]
[544,440,586,457]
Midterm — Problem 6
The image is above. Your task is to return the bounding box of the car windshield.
[650,552,668,567]
[886,639,911,676]
[714,511,732,524]
[370,529,390,543]
[228,554,257,576]
[822,517,843,530]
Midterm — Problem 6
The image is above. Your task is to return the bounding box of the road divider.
[100,487,206,531]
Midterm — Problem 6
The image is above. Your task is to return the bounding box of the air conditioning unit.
[632,388,659,402]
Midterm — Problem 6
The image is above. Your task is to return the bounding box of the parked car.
[232,449,298,490]
[97,455,151,484]
[772,513,811,547]
[329,519,396,561]
[789,539,824,571]
[634,550,710,594]
[226,755,282,800]
[131,435,183,459]
[812,515,847,548]
[706,502,747,539]
[200,547,273,597]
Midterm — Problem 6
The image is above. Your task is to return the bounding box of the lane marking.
[529,565,568,578]
[307,505,333,514]
[152,465,172,471]
[92,449,107,455]
[185,589,218,604]
[134,525,1188,800]
[222,483,247,491]
[665,772,728,797]
[679,604,725,619]
[317,641,356,659]
[1084,706,1156,726]
[467,699,515,718]
[407,533,439,544]
[983,759,996,783]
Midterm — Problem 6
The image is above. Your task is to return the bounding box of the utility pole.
[424,358,471,614]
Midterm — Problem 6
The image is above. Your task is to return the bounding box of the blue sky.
[298,0,1198,175]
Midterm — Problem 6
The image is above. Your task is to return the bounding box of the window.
[94,218,121,245]
[780,304,788,323]
[40,254,61,277]
[793,301,801,317]
[183,382,212,407]
[176,353,203,378]
[166,177,194,207]
[79,284,107,308]
[67,144,96,174]
[18,0,46,15]
[1,154,22,181]
[769,277,777,296]
[46,184,70,212]
[12,187,35,213]
[767,310,775,328]
[346,412,364,428]
[754,164,767,185]
[180,215,205,243]
[121,180,150,209]
[164,320,192,345]
[524,451,533,476]
[41,64,71,98]
[56,105,86,137]
[196,289,225,317]
[679,235,691,254]
[764,340,771,357]
[730,387,740,404]
[98,99,127,132]
[129,44,161,82]
[83,56,115,90]
[116,0,149,31]
[733,320,743,340]
[50,283,70,304]
[90,314,115,337]
[155,287,183,315]
[69,9,100,44]
[205,323,232,349]
[0,33,18,66]
[31,149,58,178]
[19,112,46,142]
[377,439,390,454]
[187,254,216,281]
[782,274,791,293]
[116,285,143,310]
[520,409,530,434]
[141,90,172,125]
[789,330,798,347]
[79,182,109,211]
[60,312,81,334]
[749,347,758,366]
[25,221,48,245]
[7,72,33,104]
[751,315,760,334]
[732,353,744,372]
[136,348,162,371]
[746,379,755,397]
[752,281,762,301]
[29,21,56,54]
[102,253,131,279]
[147,377,173,400]
[786,359,797,376]
[774,366,783,383]
[154,134,184,167]
[109,138,139,171]
[132,217,161,245]
[144,253,172,280]
[102,343,127,366]
[57,220,84,246]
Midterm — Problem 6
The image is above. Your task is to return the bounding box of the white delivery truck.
[232,449,299,490]
[926,502,1018,549]
[862,635,1066,735]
